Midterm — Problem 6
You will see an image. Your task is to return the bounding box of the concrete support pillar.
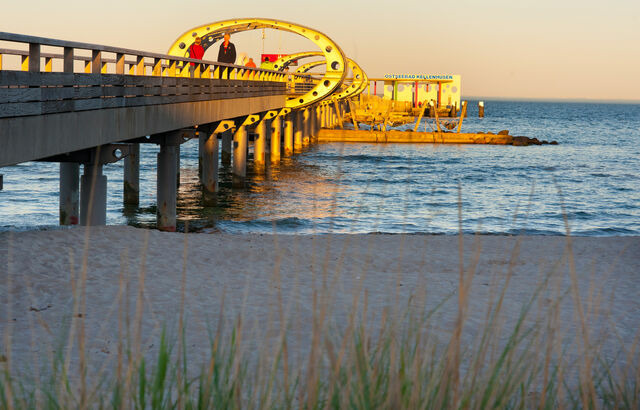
[157,141,178,231]
[123,144,139,205]
[176,144,181,188]
[198,131,205,181]
[302,108,310,146]
[271,116,282,163]
[284,113,294,156]
[326,105,331,128]
[201,129,219,206]
[80,162,107,226]
[312,107,318,141]
[221,130,232,165]
[254,119,267,171]
[294,110,303,152]
[233,125,247,187]
[59,162,79,225]
[325,106,329,128]
[320,106,325,128]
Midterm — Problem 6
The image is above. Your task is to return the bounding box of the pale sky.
[2,0,639,101]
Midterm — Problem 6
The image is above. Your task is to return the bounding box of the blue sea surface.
[1,100,639,235]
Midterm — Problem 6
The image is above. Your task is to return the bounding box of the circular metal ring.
[168,18,347,109]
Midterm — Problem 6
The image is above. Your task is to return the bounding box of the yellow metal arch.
[294,57,369,102]
[168,18,347,109]
[332,58,368,101]
[271,51,324,71]
[294,60,326,74]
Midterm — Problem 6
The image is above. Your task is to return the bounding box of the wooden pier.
[0,18,553,231]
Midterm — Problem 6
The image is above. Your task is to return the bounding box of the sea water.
[1,100,639,235]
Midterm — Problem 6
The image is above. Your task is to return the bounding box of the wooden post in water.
[478,101,485,118]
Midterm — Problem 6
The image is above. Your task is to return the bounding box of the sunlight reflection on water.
[1,100,639,235]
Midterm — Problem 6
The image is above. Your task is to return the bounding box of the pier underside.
[0,94,285,167]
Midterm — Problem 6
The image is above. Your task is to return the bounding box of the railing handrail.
[0,31,314,81]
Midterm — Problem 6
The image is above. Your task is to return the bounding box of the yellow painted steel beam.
[213,120,235,134]
[271,51,324,71]
[240,114,261,127]
[331,58,368,102]
[294,59,325,74]
[276,108,291,117]
[167,18,347,110]
[257,110,279,126]
[295,57,368,102]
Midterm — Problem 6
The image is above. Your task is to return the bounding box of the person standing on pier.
[188,37,205,73]
[217,33,236,64]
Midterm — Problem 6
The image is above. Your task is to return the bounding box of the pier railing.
[0,32,314,118]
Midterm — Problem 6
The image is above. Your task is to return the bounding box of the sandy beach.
[1,226,639,392]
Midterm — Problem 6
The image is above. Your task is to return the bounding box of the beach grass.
[1,230,638,409]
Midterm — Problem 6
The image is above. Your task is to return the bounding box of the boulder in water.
[512,136,530,146]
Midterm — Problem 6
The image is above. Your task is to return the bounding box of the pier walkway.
[0,32,298,167]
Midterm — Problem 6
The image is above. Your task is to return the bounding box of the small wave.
[571,227,639,236]
[462,174,487,182]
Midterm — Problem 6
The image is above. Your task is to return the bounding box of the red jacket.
[189,44,205,65]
